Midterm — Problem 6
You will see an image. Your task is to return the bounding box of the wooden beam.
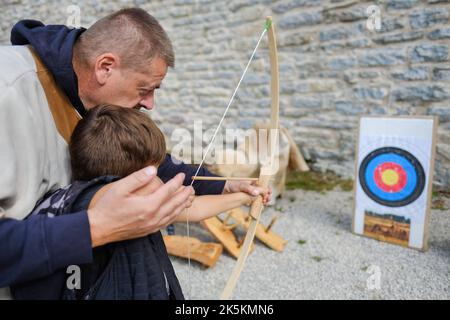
[163,235,223,268]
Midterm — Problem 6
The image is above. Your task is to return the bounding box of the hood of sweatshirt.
[11,20,87,116]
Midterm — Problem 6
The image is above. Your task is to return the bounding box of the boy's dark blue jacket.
[0,20,225,290]
[12,176,185,300]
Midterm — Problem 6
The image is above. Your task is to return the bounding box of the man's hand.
[87,166,194,247]
[223,180,272,205]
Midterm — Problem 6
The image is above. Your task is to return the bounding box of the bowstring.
[185,24,268,300]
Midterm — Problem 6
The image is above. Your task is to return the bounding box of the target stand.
[352,116,438,250]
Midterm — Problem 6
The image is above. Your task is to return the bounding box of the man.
[0,8,267,299]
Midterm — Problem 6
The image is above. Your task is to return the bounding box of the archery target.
[353,116,437,251]
[359,147,426,207]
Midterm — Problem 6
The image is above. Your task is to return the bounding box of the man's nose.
[139,93,154,110]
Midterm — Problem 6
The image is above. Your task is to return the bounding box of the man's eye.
[139,89,151,96]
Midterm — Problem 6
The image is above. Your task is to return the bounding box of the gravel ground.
[168,189,450,300]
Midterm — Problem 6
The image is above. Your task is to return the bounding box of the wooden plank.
[281,127,310,172]
[422,116,438,252]
[228,207,287,252]
[201,216,252,259]
[163,235,223,268]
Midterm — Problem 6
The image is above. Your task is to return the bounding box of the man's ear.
[93,53,120,85]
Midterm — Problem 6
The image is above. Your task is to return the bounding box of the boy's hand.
[223,180,272,205]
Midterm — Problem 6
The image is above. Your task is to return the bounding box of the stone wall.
[1,0,450,187]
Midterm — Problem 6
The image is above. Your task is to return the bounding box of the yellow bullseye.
[381,169,399,186]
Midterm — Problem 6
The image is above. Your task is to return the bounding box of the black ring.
[358,147,426,207]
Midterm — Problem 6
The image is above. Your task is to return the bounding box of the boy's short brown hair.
[70,105,166,181]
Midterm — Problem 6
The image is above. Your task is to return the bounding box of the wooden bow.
[220,16,280,300]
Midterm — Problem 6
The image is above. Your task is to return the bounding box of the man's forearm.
[0,213,93,286]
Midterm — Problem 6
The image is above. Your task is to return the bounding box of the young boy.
[12,105,267,300]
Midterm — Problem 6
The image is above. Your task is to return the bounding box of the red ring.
[373,162,407,192]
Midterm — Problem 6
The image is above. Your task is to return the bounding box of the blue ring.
[364,153,417,202]
[358,147,426,207]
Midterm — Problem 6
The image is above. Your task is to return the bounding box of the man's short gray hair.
[74,8,174,70]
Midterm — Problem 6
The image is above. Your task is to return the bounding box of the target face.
[359,147,426,207]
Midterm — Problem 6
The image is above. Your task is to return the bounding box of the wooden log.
[201,216,253,259]
[163,235,223,268]
[228,207,287,252]
[281,127,310,172]
[265,215,278,233]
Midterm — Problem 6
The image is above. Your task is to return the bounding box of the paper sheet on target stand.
[353,116,437,250]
